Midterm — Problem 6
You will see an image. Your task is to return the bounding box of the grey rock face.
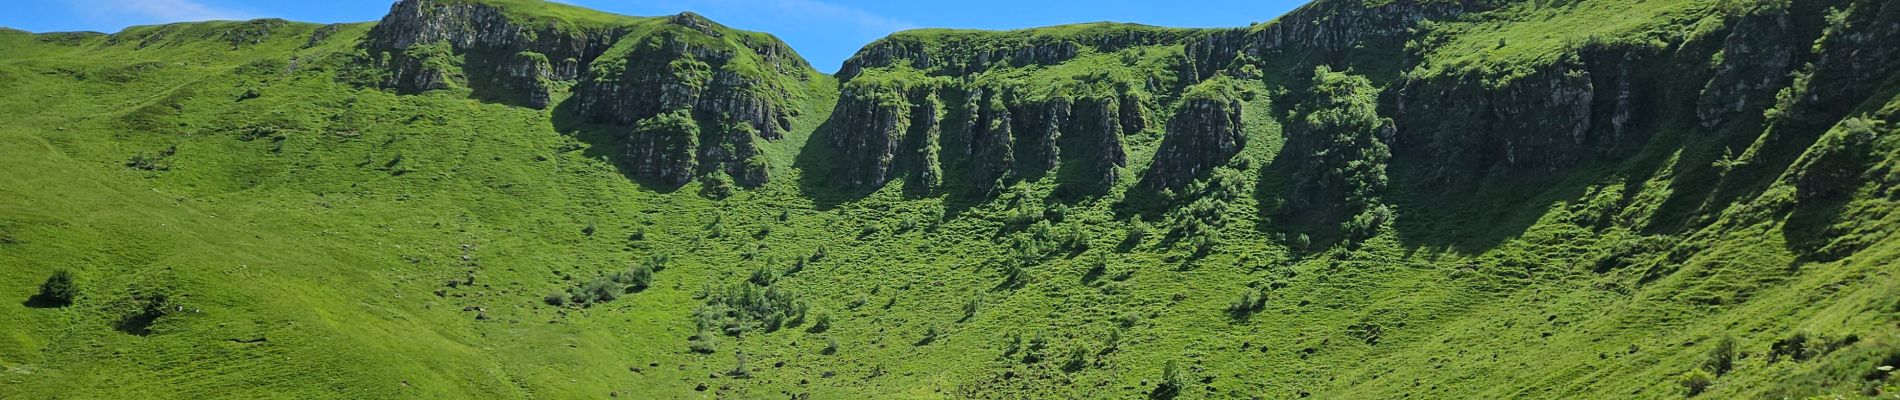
[364,0,810,188]
[1146,96,1244,190]
[1185,0,1480,81]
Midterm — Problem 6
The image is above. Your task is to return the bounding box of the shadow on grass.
[550,100,687,195]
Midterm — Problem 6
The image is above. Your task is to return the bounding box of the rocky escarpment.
[1385,0,1887,184]
[363,0,625,105]
[363,0,814,188]
[1185,0,1486,81]
[1390,53,1631,179]
[1143,81,1246,190]
[837,24,1200,81]
[825,0,1481,195]
[825,80,1145,194]
[824,25,1182,194]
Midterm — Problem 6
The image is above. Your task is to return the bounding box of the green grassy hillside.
[2,0,1898,399]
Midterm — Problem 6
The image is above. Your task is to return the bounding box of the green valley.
[1,0,1898,398]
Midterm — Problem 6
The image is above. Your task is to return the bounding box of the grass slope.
[0,0,1897,399]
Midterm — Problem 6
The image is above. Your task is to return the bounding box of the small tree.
[37,270,77,306]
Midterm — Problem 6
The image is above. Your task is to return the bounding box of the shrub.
[1022,333,1049,363]
[807,312,831,333]
[1124,219,1150,248]
[1226,288,1266,319]
[544,292,569,306]
[821,337,839,355]
[116,291,171,335]
[1062,345,1090,373]
[1001,332,1023,360]
[729,352,751,378]
[36,270,78,306]
[1678,368,1714,396]
[688,331,717,354]
[748,265,775,286]
[1150,360,1184,399]
[1704,336,1737,376]
[916,326,939,346]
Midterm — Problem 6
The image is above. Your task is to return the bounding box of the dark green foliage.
[116,291,171,336]
[807,312,832,333]
[1150,360,1184,400]
[125,146,177,171]
[1062,345,1090,373]
[550,261,656,308]
[1282,66,1392,242]
[1678,368,1715,396]
[748,265,775,286]
[628,110,700,187]
[1792,118,1883,202]
[1225,287,1267,319]
[689,331,717,354]
[729,352,751,378]
[696,281,806,336]
[1704,336,1737,376]
[1123,219,1150,249]
[33,270,78,307]
[915,326,939,346]
[1022,333,1050,364]
[821,337,839,355]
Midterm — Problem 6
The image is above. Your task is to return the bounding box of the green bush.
[1151,360,1184,399]
[1704,336,1737,376]
[36,270,77,306]
[1062,345,1089,373]
[1677,368,1714,396]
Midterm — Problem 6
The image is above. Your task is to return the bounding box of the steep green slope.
[2,0,1899,399]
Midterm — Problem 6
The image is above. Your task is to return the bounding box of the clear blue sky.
[0,0,1310,72]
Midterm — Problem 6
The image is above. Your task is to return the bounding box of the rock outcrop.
[1145,82,1246,190]
[838,24,1199,81]
[363,0,624,101]
[363,0,815,188]
[1184,0,1483,81]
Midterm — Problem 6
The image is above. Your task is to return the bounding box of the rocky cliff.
[362,0,815,188]
[1143,80,1247,190]
[823,1,1480,195]
[363,0,626,104]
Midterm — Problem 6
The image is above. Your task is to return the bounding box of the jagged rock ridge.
[362,0,815,188]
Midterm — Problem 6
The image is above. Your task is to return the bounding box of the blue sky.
[0,0,1310,72]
